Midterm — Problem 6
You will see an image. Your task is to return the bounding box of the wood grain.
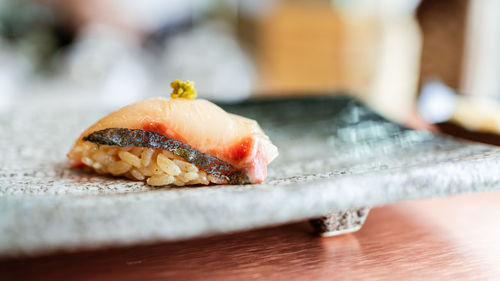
[3,190,500,281]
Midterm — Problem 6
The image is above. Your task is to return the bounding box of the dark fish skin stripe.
[83,128,249,184]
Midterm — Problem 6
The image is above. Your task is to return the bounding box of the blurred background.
[1,0,500,132]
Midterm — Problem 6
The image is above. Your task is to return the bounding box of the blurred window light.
[461,0,500,98]
[418,80,456,124]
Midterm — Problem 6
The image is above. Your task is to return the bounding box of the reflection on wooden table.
[2,190,500,280]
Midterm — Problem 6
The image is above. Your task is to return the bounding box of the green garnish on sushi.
[170,80,197,100]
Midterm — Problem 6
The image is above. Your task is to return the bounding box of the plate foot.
[310,207,370,237]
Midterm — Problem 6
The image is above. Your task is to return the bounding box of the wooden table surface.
[2,189,500,281]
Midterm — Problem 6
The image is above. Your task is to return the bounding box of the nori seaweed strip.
[83,128,249,184]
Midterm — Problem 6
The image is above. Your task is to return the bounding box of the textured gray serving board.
[2,96,500,257]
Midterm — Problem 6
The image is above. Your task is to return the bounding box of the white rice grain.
[147,175,175,186]
[118,151,141,168]
[157,154,181,176]
[107,160,132,176]
[173,159,198,172]
[130,168,145,180]
[141,148,154,167]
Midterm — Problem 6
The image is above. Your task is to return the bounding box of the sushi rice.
[74,143,228,186]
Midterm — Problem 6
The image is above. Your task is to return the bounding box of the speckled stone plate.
[2,96,500,256]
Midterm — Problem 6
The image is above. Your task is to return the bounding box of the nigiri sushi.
[67,80,278,186]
